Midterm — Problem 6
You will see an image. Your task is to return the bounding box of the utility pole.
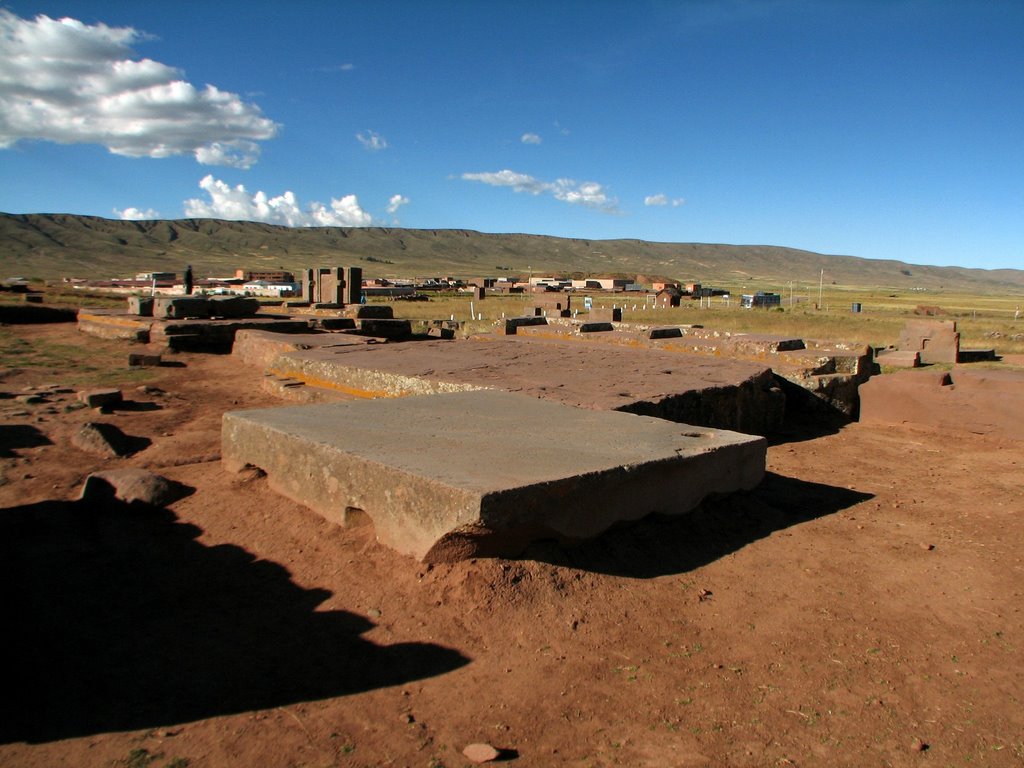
[818,269,824,310]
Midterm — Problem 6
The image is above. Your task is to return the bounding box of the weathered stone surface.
[127,296,154,316]
[876,349,920,368]
[147,317,311,351]
[232,329,370,369]
[128,352,162,367]
[80,468,189,506]
[859,367,1024,440]
[77,309,152,342]
[462,743,501,763]
[427,326,456,339]
[258,337,784,435]
[222,391,766,562]
[78,388,123,408]
[352,305,394,319]
[208,295,260,318]
[503,316,548,335]
[579,321,614,333]
[71,422,143,457]
[153,297,211,319]
[315,317,357,331]
[357,318,412,339]
[898,319,959,364]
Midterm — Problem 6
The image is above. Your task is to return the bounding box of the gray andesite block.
[357,318,412,338]
[222,391,766,563]
[209,295,260,318]
[154,296,211,319]
[503,316,548,335]
[649,327,683,339]
[128,296,154,316]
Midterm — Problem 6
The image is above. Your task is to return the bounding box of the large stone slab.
[222,391,766,562]
[859,367,1024,440]
[255,336,785,435]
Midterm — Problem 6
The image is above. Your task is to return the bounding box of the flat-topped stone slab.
[252,336,784,435]
[222,391,766,562]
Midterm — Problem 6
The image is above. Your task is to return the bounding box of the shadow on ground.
[0,498,469,745]
[524,472,873,578]
[0,424,52,458]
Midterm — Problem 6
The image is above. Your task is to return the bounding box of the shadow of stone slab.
[0,498,470,744]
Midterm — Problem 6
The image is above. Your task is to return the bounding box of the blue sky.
[1,1,1021,270]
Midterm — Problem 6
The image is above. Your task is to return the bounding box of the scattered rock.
[911,737,928,752]
[71,422,146,458]
[128,352,162,367]
[79,468,190,506]
[63,401,87,412]
[15,394,45,404]
[368,608,382,619]
[78,388,123,409]
[401,713,415,724]
[919,543,935,551]
[462,743,501,763]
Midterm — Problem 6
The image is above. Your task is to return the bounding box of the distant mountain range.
[1,212,1021,293]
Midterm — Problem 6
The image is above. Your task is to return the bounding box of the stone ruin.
[223,390,767,563]
[876,319,997,367]
[76,270,993,564]
[300,266,362,307]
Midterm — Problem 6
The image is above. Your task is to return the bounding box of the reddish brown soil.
[2,322,1022,768]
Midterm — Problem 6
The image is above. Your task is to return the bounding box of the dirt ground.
[1,321,1022,768]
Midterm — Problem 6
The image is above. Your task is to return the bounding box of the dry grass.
[381,288,1024,356]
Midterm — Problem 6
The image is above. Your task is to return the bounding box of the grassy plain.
[386,285,1024,356]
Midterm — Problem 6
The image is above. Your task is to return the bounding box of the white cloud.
[521,132,542,145]
[461,169,619,212]
[183,175,373,227]
[356,130,387,151]
[114,206,159,220]
[315,63,354,73]
[386,194,410,214]
[644,194,686,207]
[0,11,278,167]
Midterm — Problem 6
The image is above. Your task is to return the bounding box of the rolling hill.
[2,212,1021,294]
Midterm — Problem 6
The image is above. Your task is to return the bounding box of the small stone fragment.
[71,422,136,457]
[15,394,45,404]
[80,468,190,506]
[128,352,162,367]
[911,737,928,752]
[919,543,935,551]
[78,388,123,409]
[462,743,501,763]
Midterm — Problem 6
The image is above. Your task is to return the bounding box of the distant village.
[63,268,785,309]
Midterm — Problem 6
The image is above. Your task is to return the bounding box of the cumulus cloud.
[386,194,410,214]
[461,169,618,212]
[114,206,159,220]
[521,132,542,145]
[183,175,373,227]
[356,130,387,151]
[0,10,278,167]
[644,194,686,207]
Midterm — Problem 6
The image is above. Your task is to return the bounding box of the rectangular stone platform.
[222,390,766,562]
